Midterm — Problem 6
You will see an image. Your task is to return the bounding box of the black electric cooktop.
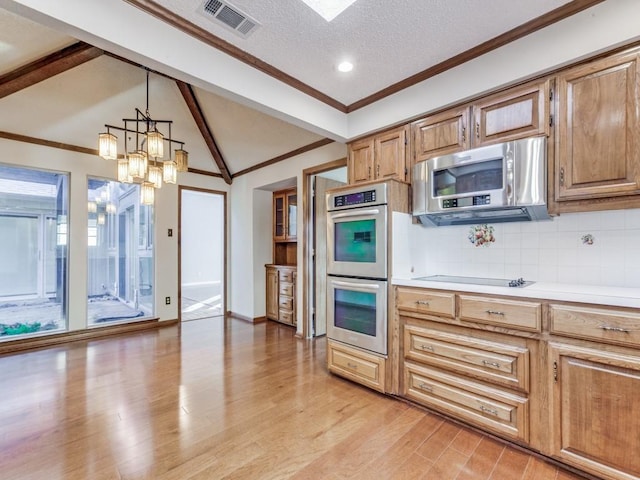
[415,275,534,288]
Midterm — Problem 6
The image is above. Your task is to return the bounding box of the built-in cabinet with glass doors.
[266,187,297,327]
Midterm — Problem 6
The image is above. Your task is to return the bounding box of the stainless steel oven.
[327,183,387,280]
[326,276,388,355]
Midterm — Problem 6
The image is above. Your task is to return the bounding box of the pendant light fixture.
[98,68,188,204]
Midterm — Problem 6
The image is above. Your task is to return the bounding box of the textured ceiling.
[154,0,572,105]
[2,0,606,178]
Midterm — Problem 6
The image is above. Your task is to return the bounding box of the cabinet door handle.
[368,166,371,179]
[376,164,380,177]
[418,344,434,352]
[415,300,430,306]
[346,362,358,370]
[475,122,480,138]
[600,325,630,333]
[479,405,499,417]
[461,126,466,142]
[559,167,565,186]
[482,360,501,368]
[418,383,433,392]
[553,360,558,382]
[485,310,505,316]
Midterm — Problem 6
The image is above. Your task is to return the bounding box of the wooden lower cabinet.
[404,361,529,443]
[548,342,640,480]
[265,265,296,326]
[401,317,532,445]
[327,340,386,393]
[394,287,640,480]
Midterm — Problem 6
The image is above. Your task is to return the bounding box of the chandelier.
[98,69,188,205]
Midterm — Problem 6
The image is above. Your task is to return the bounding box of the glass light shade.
[146,130,164,158]
[98,132,118,160]
[106,203,116,214]
[128,151,146,179]
[88,201,97,213]
[97,213,106,225]
[175,148,189,172]
[163,160,177,184]
[117,159,131,183]
[147,164,163,189]
[140,182,155,205]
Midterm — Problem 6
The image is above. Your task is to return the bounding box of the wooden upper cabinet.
[473,79,550,146]
[348,137,375,184]
[412,79,550,167]
[273,188,297,243]
[412,107,470,163]
[555,50,640,201]
[348,126,408,185]
[375,127,408,181]
[273,192,286,242]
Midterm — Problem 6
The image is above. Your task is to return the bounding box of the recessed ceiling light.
[337,61,354,73]
[300,0,358,22]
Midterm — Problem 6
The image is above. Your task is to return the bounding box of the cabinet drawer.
[404,324,529,392]
[404,362,529,443]
[279,296,293,311]
[279,309,294,325]
[279,269,294,282]
[550,304,640,348]
[279,282,293,297]
[328,340,386,393]
[459,295,541,332]
[396,287,455,318]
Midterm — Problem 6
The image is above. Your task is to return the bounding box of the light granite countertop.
[392,277,640,309]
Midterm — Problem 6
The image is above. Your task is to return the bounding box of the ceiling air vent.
[199,0,260,38]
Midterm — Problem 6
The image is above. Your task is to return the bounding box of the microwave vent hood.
[412,136,551,227]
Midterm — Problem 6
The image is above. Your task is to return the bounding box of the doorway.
[302,160,347,338]
[179,188,226,321]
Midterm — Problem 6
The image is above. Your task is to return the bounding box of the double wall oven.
[326,183,388,355]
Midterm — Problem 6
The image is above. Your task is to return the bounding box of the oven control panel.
[333,189,376,208]
[328,183,388,211]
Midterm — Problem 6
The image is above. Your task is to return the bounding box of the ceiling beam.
[0,42,103,99]
[176,81,232,185]
[232,138,335,179]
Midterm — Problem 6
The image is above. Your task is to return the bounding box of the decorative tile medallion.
[581,233,595,245]
[468,224,495,247]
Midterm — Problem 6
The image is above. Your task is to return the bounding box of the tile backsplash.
[393,209,640,288]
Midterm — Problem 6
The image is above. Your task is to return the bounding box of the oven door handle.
[330,208,381,219]
[330,280,381,291]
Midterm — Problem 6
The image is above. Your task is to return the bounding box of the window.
[87,179,154,325]
[0,164,68,339]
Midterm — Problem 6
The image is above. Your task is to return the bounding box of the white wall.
[396,210,640,288]
[229,142,347,331]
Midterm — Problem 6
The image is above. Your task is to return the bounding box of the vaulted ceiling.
[0,0,608,182]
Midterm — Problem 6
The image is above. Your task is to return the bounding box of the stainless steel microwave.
[412,136,550,226]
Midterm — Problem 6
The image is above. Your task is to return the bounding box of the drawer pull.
[482,360,501,368]
[418,344,434,352]
[479,405,499,416]
[346,362,358,370]
[418,383,433,392]
[415,300,430,306]
[486,310,505,316]
[600,325,630,334]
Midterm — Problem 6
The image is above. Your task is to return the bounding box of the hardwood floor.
[0,318,588,480]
